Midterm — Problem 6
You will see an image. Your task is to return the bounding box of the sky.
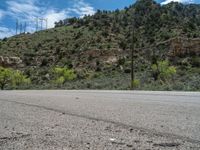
[0,0,199,39]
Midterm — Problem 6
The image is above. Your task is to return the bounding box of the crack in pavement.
[0,134,31,144]
[153,142,181,147]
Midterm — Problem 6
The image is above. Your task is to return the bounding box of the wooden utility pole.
[131,28,135,90]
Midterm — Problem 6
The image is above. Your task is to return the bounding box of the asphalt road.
[0,90,200,150]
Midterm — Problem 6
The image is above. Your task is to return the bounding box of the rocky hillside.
[0,0,200,90]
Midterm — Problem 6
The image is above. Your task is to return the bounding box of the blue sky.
[0,0,199,38]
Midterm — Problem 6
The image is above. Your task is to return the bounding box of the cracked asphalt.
[0,90,200,150]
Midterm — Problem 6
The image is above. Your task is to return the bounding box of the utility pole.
[35,18,48,31]
[131,28,135,90]
[20,23,22,34]
[45,18,48,30]
[36,18,39,31]
[40,18,48,30]
[24,22,27,33]
[40,18,43,30]
[16,19,19,35]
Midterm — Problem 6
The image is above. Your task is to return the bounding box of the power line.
[36,17,39,31]
[15,18,48,35]
[16,19,19,35]
[20,23,23,34]
[24,22,27,33]
[38,18,48,30]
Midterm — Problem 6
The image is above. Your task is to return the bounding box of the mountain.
[0,0,200,90]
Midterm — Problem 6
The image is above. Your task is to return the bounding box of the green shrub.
[52,67,76,85]
[132,79,140,89]
[0,67,13,90]
[191,57,200,67]
[0,67,31,90]
[12,70,31,87]
[151,60,176,82]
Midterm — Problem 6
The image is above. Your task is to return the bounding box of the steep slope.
[0,0,200,90]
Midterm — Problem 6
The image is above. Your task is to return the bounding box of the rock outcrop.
[0,56,23,68]
[169,37,200,57]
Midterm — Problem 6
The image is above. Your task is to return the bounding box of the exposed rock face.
[0,56,23,68]
[168,37,200,57]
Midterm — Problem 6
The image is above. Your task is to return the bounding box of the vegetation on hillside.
[52,67,77,86]
[0,67,30,90]
[0,0,199,90]
[151,60,176,82]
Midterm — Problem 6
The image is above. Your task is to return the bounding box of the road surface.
[0,90,200,150]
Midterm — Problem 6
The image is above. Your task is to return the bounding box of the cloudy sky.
[0,0,199,39]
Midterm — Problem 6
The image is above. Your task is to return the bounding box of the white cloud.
[1,0,95,38]
[5,0,95,29]
[0,27,15,39]
[161,0,194,5]
[7,1,39,14]
[5,0,69,30]
[70,0,96,17]
[6,0,42,21]
[44,10,69,28]
[42,0,96,28]
[0,10,5,20]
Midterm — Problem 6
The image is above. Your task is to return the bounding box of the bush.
[132,79,140,89]
[151,60,176,82]
[2,37,7,42]
[0,67,31,90]
[52,67,76,85]
[0,67,13,90]
[12,70,31,87]
[191,57,200,67]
